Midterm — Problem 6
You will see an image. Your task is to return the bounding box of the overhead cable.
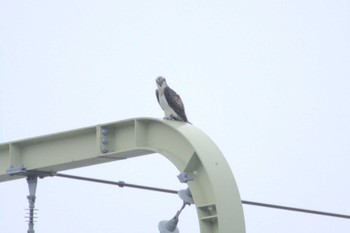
[54,172,350,220]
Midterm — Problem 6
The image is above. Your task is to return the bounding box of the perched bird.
[155,76,189,123]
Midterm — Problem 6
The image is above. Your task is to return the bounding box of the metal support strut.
[26,176,38,233]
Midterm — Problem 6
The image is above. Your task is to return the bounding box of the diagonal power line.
[241,200,350,219]
[52,172,350,220]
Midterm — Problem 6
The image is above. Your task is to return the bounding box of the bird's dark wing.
[164,86,188,122]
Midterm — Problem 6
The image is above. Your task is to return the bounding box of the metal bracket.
[7,165,26,176]
[177,172,193,183]
[7,166,55,178]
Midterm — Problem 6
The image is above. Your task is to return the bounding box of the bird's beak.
[156,77,163,86]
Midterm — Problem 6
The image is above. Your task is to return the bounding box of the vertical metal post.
[26,176,38,233]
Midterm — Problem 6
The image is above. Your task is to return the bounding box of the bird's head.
[156,76,167,88]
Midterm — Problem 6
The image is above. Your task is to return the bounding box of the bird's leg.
[163,115,178,121]
[170,115,177,121]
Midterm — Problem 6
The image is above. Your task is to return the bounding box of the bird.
[155,76,189,123]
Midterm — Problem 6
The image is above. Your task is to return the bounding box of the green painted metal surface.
[0,117,245,233]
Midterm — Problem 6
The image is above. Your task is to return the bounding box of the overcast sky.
[1,1,350,232]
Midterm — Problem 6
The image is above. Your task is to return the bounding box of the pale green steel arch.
[132,118,245,233]
[0,117,245,233]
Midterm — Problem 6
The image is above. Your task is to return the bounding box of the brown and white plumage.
[155,76,189,123]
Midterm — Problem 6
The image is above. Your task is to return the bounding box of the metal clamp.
[177,172,193,183]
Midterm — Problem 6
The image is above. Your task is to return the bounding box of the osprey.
[155,76,189,123]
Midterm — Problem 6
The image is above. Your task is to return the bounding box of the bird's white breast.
[158,89,178,118]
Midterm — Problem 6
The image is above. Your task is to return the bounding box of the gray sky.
[1,0,350,232]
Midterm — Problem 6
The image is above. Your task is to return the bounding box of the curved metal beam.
[0,117,245,233]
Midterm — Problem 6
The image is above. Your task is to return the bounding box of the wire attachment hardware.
[177,172,193,183]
